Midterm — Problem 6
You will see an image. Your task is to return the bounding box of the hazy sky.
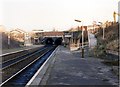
[0,0,119,32]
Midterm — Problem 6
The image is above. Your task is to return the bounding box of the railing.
[70,42,89,47]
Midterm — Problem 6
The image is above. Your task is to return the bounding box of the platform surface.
[40,46,118,86]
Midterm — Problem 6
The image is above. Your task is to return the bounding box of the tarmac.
[40,46,118,86]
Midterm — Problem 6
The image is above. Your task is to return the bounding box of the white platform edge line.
[26,46,59,86]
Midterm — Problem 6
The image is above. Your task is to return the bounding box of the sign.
[65,35,72,37]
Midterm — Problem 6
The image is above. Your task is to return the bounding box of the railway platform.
[1,45,43,55]
[39,46,118,86]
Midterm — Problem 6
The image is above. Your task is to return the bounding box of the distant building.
[87,25,100,33]
[67,26,89,51]
[9,29,32,46]
[10,29,25,42]
[69,26,87,31]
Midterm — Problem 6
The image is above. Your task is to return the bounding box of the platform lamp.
[75,19,84,58]
[7,30,13,49]
[7,31,10,49]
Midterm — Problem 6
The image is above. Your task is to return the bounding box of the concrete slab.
[40,46,118,86]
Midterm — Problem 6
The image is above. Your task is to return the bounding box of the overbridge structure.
[32,31,65,45]
[32,27,88,50]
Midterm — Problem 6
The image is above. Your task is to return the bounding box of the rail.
[0,45,56,86]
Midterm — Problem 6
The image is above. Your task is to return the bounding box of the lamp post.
[8,32,10,49]
[7,30,12,49]
[75,19,84,58]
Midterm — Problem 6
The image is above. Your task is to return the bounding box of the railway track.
[0,46,46,63]
[1,46,48,69]
[0,45,57,86]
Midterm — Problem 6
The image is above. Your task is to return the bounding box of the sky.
[0,0,119,32]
